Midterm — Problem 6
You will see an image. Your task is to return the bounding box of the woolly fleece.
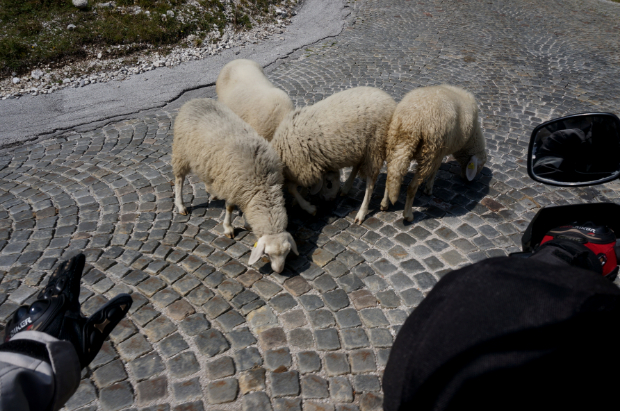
[216,59,294,142]
[271,86,397,221]
[382,84,487,221]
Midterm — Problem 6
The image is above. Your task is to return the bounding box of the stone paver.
[2,0,620,409]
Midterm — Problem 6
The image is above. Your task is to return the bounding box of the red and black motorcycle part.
[540,224,618,279]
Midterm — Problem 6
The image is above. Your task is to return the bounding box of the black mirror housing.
[527,113,620,187]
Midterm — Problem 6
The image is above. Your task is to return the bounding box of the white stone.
[167,10,174,17]
[67,24,76,30]
[97,52,102,59]
[72,0,88,9]
[12,78,20,84]
[31,69,44,80]
[63,78,71,84]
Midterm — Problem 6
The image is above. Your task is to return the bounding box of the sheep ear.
[309,179,323,195]
[287,233,299,256]
[465,155,479,182]
[248,237,266,265]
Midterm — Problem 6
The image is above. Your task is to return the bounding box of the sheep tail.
[386,123,419,205]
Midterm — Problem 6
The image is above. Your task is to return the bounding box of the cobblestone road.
[2,0,620,410]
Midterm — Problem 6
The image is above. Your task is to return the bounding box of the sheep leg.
[403,179,422,222]
[424,169,439,196]
[174,175,188,215]
[288,183,316,216]
[223,202,235,239]
[380,186,390,211]
[341,165,360,196]
[354,175,376,224]
[403,156,438,222]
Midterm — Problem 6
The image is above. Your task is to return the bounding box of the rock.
[97,52,102,59]
[206,378,238,404]
[97,2,113,8]
[167,10,174,17]
[12,78,20,84]
[72,0,88,9]
[221,33,230,43]
[63,78,71,84]
[31,69,44,80]
[67,24,76,30]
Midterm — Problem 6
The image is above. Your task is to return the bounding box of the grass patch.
[0,0,283,77]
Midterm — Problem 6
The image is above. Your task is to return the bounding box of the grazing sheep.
[318,170,341,201]
[216,59,294,141]
[172,98,298,273]
[271,87,397,223]
[380,84,487,222]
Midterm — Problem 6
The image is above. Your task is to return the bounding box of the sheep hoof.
[380,203,389,211]
[179,209,188,216]
[354,212,366,225]
[404,213,414,222]
[306,205,317,216]
[225,232,234,239]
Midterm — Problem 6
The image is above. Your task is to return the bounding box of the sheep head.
[455,148,487,182]
[320,171,341,201]
[248,232,299,273]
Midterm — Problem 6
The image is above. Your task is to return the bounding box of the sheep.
[172,98,298,273]
[380,84,488,222]
[216,59,294,142]
[270,86,397,224]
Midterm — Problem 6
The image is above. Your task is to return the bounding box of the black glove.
[3,254,132,368]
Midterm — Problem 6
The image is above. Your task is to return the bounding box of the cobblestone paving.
[2,0,620,410]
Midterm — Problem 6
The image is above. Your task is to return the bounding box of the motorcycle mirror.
[527,113,620,187]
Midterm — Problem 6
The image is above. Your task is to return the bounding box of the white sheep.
[216,59,294,142]
[172,98,298,273]
[380,84,487,222]
[271,87,397,224]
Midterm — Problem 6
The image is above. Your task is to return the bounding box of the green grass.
[0,0,282,77]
